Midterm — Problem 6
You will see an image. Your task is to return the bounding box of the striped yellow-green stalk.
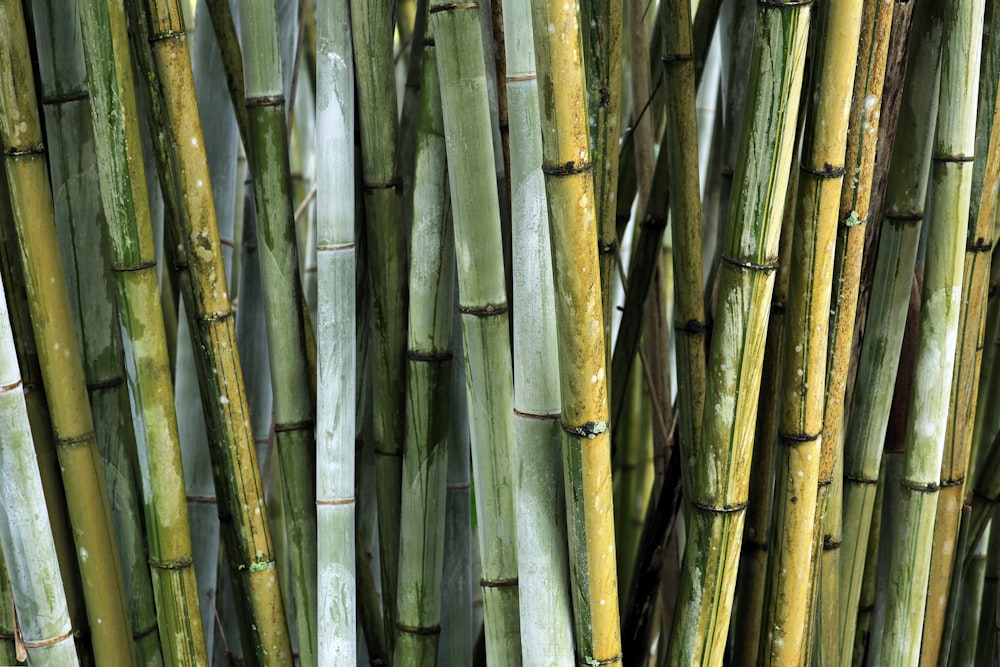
[879,1,985,661]
[429,0,522,662]
[666,1,809,663]
[659,0,708,513]
[125,0,294,661]
[528,1,621,664]
[0,272,78,666]
[920,8,1000,663]
[838,3,944,658]
[235,2,318,661]
[817,1,894,662]
[393,41,455,667]
[0,3,136,664]
[759,0,862,663]
[30,0,165,662]
[505,0,576,659]
[0,158,90,665]
[76,0,211,663]
[731,152,796,667]
[316,0,356,661]
[349,0,408,646]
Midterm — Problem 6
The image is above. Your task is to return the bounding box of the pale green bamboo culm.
[429,0,522,662]
[0,2,136,664]
[528,0,622,664]
[666,1,810,663]
[0,271,78,667]
[316,0,357,661]
[77,1,212,662]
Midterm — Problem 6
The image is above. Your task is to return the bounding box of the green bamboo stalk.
[838,4,944,659]
[125,2,294,661]
[879,2,984,661]
[315,0,356,661]
[816,2,894,663]
[234,3,318,662]
[30,1,165,662]
[659,0,708,518]
[78,0,215,661]
[439,306,473,666]
[944,512,982,667]
[758,1,862,663]
[349,0,408,648]
[0,3,135,664]
[666,1,809,663]
[393,42,455,667]
[0,156,90,666]
[731,151,797,667]
[0,547,16,665]
[0,274,78,666]
[852,456,885,666]
[429,1,521,662]
[921,9,1000,662]
[527,1,622,663]
[504,0,575,659]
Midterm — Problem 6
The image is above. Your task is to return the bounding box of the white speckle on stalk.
[547,23,555,33]
[80,548,88,563]
[220,395,230,405]
[191,137,199,147]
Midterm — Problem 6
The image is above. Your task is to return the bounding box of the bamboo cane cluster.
[3,0,1000,665]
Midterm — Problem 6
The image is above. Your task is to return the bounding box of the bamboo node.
[639,214,668,231]
[149,556,195,570]
[316,498,356,506]
[967,238,993,253]
[0,379,22,394]
[395,622,441,636]
[41,89,89,105]
[111,260,157,273]
[133,622,159,640]
[690,499,748,514]
[674,319,708,335]
[186,494,217,504]
[778,430,822,445]
[599,239,618,254]
[86,375,124,392]
[245,94,285,109]
[458,303,508,317]
[885,211,923,225]
[899,479,939,492]
[373,448,403,458]
[148,28,185,43]
[20,629,72,650]
[823,537,842,551]
[720,254,779,273]
[479,577,518,588]
[507,74,537,83]
[660,53,694,64]
[931,154,975,163]
[800,162,847,179]
[939,477,965,488]
[757,0,813,7]
[407,350,453,363]
[542,160,593,176]
[3,144,45,157]
[429,1,479,13]
[562,420,608,439]
[513,408,561,421]
[575,651,623,665]
[843,472,878,485]
[55,431,95,448]
[274,418,315,433]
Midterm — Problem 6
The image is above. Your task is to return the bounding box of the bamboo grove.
[2,0,1000,665]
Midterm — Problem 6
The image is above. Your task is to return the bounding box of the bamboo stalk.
[234,3,318,661]
[0,278,78,666]
[428,1,521,661]
[666,1,810,662]
[527,0,622,663]
[349,0,408,647]
[758,1,862,663]
[815,2,894,662]
[315,0,356,661]
[0,3,136,663]
[920,8,1000,662]
[879,2,985,661]
[0,156,91,666]
[393,41,455,667]
[504,0,575,659]
[838,3,943,658]
[975,508,1000,665]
